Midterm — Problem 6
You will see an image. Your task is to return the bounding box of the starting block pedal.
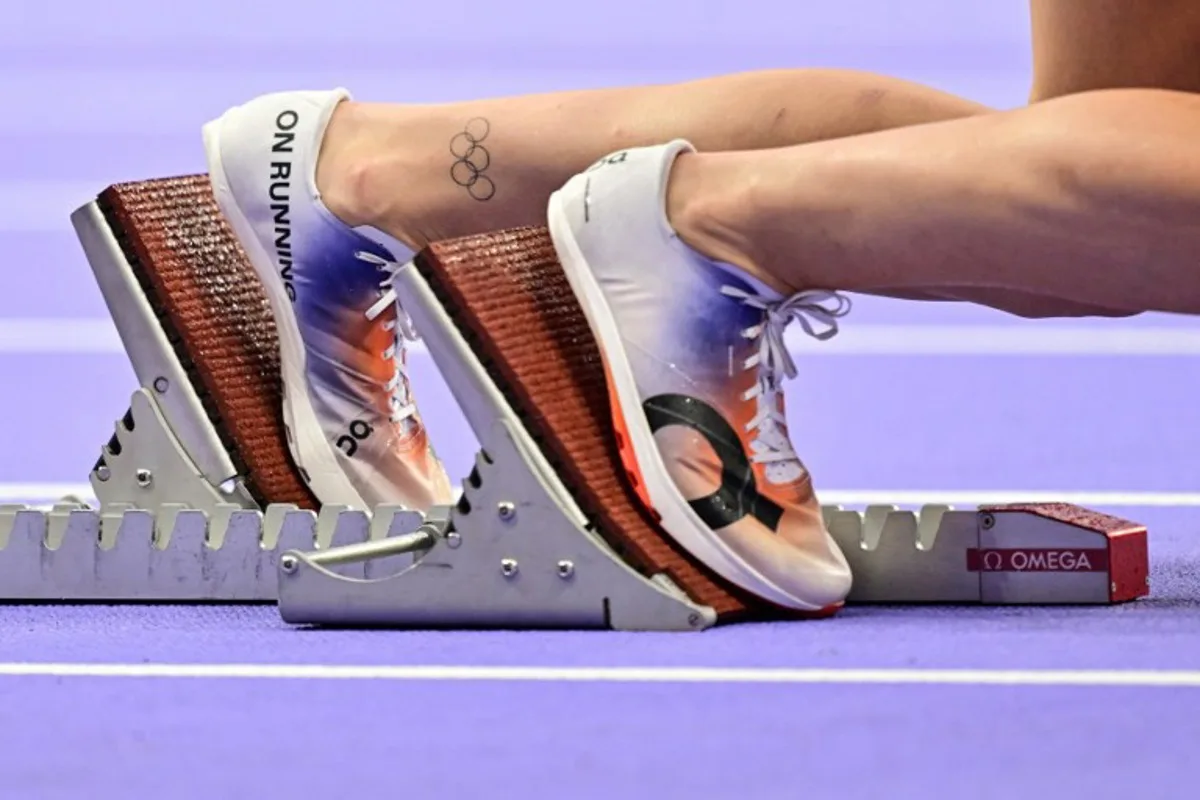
[72,177,316,513]
[828,503,1149,604]
[0,181,1151,625]
[276,229,724,629]
[276,417,718,630]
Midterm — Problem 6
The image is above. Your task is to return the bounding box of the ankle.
[315,101,428,244]
[665,152,797,296]
[314,101,375,227]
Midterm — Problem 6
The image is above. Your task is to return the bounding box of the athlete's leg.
[318,69,988,244]
[663,88,1200,314]
[1029,0,1200,101]
[320,71,1129,318]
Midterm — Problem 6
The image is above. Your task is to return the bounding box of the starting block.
[0,178,1151,628]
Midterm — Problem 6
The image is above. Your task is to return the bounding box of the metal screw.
[500,558,519,578]
[446,531,462,549]
[135,469,153,488]
[280,555,298,574]
[497,502,516,522]
[95,465,111,482]
[556,560,575,579]
[153,376,170,394]
[980,513,996,530]
[688,613,701,627]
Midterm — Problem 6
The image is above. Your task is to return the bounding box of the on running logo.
[642,393,783,532]
[269,109,299,302]
[336,419,373,457]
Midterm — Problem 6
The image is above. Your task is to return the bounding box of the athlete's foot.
[203,88,453,510]
[547,140,853,611]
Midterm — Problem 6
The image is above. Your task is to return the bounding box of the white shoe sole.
[203,118,369,510]
[547,192,822,611]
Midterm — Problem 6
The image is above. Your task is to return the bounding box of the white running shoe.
[547,141,853,611]
[203,89,452,510]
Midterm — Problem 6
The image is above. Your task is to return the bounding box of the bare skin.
[668,88,1200,313]
[1029,0,1200,100]
[316,0,1200,317]
[318,70,988,238]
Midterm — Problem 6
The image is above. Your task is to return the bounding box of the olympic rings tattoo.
[449,117,495,201]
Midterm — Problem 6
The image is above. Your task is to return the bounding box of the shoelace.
[719,284,852,465]
[357,251,420,424]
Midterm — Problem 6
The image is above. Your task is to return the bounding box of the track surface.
[3,2,1197,797]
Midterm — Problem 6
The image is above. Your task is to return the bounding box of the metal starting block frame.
[0,197,1151,629]
[73,201,259,516]
[0,500,422,602]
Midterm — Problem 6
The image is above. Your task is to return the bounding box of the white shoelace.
[357,251,420,424]
[719,284,852,467]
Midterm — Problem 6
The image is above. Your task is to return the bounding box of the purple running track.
[2,2,1199,798]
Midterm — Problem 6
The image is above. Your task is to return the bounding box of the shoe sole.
[203,118,369,510]
[547,192,822,611]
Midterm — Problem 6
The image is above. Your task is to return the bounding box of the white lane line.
[5,319,1200,356]
[0,319,124,353]
[818,490,1200,508]
[5,484,1200,509]
[0,662,1197,687]
[0,483,96,502]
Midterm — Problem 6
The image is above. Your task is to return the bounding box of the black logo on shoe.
[269,109,298,302]
[587,151,629,172]
[336,419,374,457]
[642,394,783,532]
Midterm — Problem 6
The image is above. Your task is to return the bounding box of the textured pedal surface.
[99,176,316,509]
[416,227,762,619]
[979,503,1141,533]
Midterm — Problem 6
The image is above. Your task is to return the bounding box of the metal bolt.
[497,502,516,522]
[500,558,519,578]
[280,555,299,574]
[135,469,153,488]
[153,376,170,394]
[688,613,702,627]
[446,531,462,549]
[556,560,575,579]
[980,513,996,530]
[95,465,111,482]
